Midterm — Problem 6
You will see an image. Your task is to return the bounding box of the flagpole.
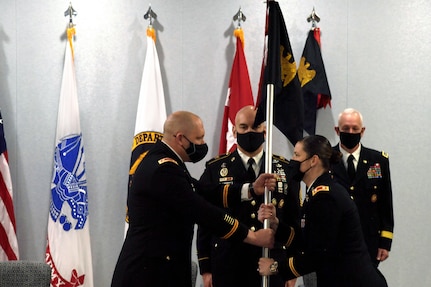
[261,2,274,287]
[262,83,274,287]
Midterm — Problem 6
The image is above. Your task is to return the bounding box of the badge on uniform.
[219,177,233,183]
[220,167,228,177]
[278,199,285,208]
[277,181,284,193]
[367,163,382,179]
[276,168,287,194]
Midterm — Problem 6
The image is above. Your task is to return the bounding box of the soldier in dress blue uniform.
[111,111,276,287]
[331,108,394,266]
[197,106,300,287]
[258,135,388,287]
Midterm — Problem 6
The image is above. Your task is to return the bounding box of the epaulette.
[158,157,178,165]
[272,154,289,164]
[381,151,389,159]
[311,185,330,197]
[206,152,231,165]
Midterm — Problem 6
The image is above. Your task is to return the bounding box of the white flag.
[0,110,19,261]
[124,26,167,234]
[45,27,94,287]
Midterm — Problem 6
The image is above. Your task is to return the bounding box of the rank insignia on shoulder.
[381,151,389,158]
[312,185,330,196]
[158,157,178,165]
[207,153,231,165]
[273,154,289,164]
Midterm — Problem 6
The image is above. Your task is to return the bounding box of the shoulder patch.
[207,152,231,165]
[272,154,289,164]
[381,151,389,158]
[312,185,330,197]
[158,157,178,165]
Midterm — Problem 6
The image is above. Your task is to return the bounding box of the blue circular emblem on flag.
[50,134,88,231]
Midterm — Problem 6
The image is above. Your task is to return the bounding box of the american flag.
[0,110,19,261]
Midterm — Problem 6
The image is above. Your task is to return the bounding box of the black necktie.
[247,158,256,181]
[347,154,356,182]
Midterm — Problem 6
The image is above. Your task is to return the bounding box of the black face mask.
[286,158,312,182]
[183,136,208,163]
[236,131,265,153]
[340,132,361,149]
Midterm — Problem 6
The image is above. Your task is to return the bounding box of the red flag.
[0,111,19,261]
[298,28,332,135]
[219,28,254,154]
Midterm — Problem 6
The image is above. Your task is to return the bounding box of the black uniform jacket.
[277,173,387,287]
[111,141,251,287]
[331,144,394,264]
[197,150,300,287]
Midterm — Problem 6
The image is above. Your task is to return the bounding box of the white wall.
[1,0,430,286]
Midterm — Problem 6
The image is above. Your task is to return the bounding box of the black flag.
[298,28,332,135]
[254,1,303,146]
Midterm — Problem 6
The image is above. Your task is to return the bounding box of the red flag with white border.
[219,28,254,154]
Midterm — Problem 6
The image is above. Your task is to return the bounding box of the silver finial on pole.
[233,7,246,28]
[64,2,77,27]
[307,7,320,28]
[144,4,157,27]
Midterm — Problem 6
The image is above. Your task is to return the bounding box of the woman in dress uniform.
[258,135,388,287]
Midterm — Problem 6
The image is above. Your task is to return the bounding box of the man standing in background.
[331,108,394,266]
